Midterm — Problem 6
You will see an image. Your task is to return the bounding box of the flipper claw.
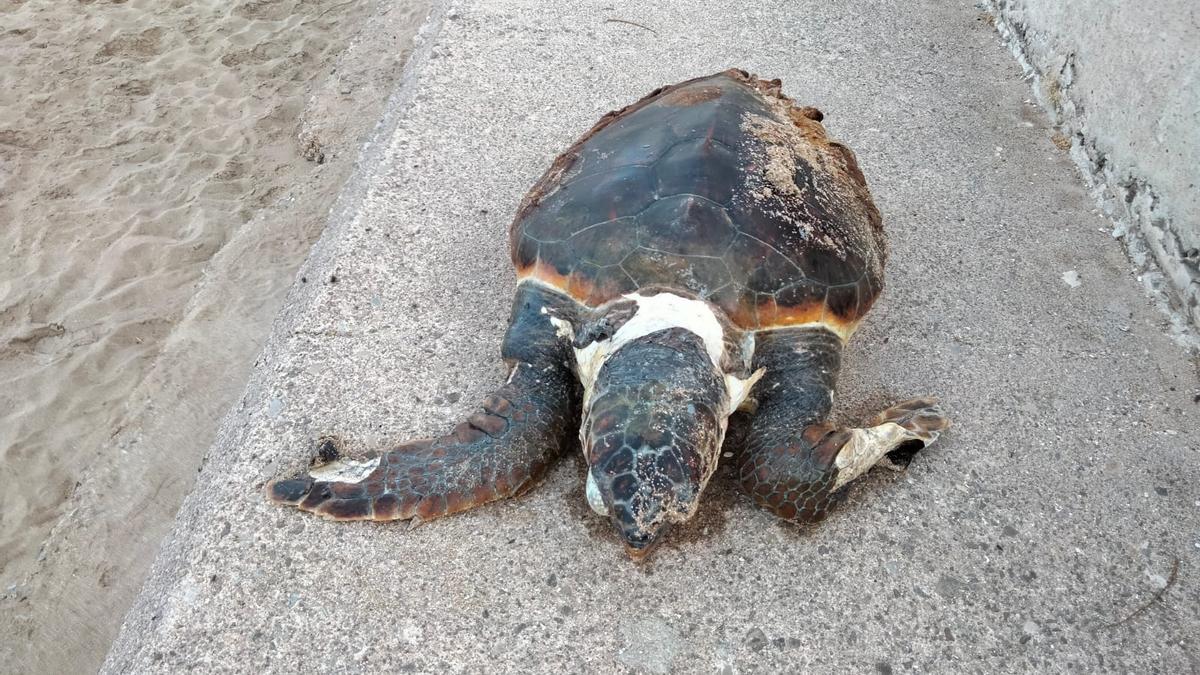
[872,397,951,468]
[267,476,315,505]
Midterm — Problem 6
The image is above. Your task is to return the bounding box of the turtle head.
[574,294,742,560]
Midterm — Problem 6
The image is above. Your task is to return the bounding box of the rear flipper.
[266,282,580,524]
[736,328,950,523]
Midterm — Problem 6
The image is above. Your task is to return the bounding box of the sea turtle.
[268,69,949,559]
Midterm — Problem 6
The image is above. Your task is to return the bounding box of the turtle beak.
[594,470,678,560]
[586,468,673,560]
[625,545,651,561]
[622,527,669,561]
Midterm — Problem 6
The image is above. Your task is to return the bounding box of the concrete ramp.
[105,1,1200,672]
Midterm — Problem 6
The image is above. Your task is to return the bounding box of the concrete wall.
[988,0,1200,330]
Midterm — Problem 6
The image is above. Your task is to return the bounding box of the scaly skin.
[267,282,581,522]
[738,327,949,523]
[581,326,728,556]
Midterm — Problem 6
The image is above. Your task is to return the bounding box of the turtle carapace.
[268,70,949,560]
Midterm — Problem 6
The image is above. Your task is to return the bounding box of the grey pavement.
[104,0,1200,672]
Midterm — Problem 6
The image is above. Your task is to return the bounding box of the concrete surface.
[105,0,1200,672]
[987,0,1200,330]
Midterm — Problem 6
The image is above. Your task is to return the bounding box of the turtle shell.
[510,69,885,336]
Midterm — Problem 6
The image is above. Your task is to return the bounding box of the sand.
[0,0,427,671]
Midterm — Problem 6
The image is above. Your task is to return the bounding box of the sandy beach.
[0,0,427,671]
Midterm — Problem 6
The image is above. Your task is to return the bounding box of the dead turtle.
[268,69,949,559]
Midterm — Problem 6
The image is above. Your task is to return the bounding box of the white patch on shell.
[573,292,761,411]
[577,292,726,375]
[308,456,380,484]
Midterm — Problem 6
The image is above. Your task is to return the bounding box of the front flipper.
[267,282,581,524]
[737,328,950,523]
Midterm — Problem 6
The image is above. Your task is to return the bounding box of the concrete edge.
[99,1,453,669]
[312,2,451,272]
[984,0,1200,345]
